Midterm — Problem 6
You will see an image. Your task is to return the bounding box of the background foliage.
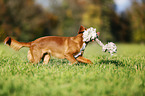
[0,0,58,41]
[0,0,145,42]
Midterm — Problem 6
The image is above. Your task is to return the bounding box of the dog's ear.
[78,25,86,34]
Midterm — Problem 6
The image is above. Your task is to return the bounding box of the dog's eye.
[96,34,99,38]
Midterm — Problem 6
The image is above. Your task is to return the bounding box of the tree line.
[0,0,145,43]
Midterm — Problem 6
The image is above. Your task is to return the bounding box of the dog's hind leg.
[43,53,51,64]
[27,50,33,63]
[76,56,93,64]
[30,47,42,64]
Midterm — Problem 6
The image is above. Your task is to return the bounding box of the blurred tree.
[82,4,101,32]
[49,0,115,42]
[49,0,85,36]
[127,0,145,43]
[0,0,58,41]
[82,0,114,42]
[110,11,131,42]
[100,0,115,42]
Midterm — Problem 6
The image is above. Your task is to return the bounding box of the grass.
[0,43,145,96]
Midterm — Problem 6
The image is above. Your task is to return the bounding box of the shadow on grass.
[99,60,125,67]
[77,63,89,66]
[27,58,125,67]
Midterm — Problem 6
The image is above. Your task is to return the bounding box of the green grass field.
[0,43,145,96]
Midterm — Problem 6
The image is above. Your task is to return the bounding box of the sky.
[114,0,131,13]
[35,0,133,14]
[35,0,49,8]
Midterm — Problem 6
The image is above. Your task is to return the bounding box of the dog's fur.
[4,26,96,65]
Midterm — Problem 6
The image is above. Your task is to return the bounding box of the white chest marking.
[74,43,86,58]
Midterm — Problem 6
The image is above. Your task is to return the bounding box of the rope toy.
[83,27,117,56]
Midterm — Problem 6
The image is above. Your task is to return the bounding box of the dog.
[4,25,99,65]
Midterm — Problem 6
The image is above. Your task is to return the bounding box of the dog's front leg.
[65,54,78,65]
[76,56,93,64]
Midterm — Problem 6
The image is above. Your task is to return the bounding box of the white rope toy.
[102,42,117,56]
[83,27,97,42]
[82,27,117,56]
[96,38,117,56]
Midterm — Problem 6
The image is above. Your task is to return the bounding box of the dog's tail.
[4,37,31,51]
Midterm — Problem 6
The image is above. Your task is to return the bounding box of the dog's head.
[78,25,100,37]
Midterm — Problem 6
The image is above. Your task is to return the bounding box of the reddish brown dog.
[4,26,97,65]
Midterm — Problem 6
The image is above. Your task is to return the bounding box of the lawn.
[0,43,145,96]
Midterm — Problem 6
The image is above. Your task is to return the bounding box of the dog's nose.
[97,32,100,36]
